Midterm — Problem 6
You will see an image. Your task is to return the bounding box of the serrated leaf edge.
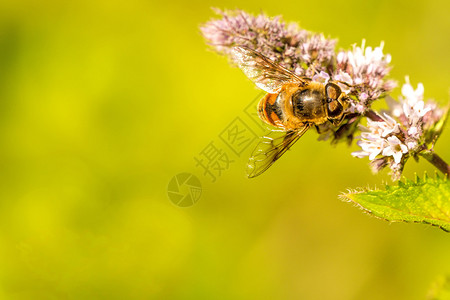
[340,175,450,232]
[341,192,450,232]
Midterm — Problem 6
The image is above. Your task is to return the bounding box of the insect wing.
[247,125,310,178]
[231,47,307,93]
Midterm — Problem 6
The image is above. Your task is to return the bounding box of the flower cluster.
[352,114,405,180]
[352,78,446,180]
[201,9,336,78]
[334,40,397,112]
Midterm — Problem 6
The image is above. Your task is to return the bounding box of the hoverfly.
[231,47,351,178]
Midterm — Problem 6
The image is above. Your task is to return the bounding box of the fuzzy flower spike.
[201,9,336,78]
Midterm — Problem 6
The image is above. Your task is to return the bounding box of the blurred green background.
[0,0,449,299]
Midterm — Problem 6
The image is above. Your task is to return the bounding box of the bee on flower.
[201,9,449,180]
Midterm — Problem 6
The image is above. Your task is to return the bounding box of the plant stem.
[364,109,384,122]
[420,151,450,176]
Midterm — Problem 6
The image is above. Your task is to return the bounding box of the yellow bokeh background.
[0,0,449,299]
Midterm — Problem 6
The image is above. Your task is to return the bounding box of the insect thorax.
[291,84,328,124]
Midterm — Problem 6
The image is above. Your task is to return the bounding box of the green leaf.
[341,174,450,232]
[427,275,450,300]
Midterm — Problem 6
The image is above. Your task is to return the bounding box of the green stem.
[420,150,450,176]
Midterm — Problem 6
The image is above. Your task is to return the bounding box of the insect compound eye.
[325,82,342,100]
[327,99,343,119]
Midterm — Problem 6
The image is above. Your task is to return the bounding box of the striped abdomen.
[258,93,285,127]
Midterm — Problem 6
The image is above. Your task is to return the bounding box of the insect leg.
[315,122,332,134]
